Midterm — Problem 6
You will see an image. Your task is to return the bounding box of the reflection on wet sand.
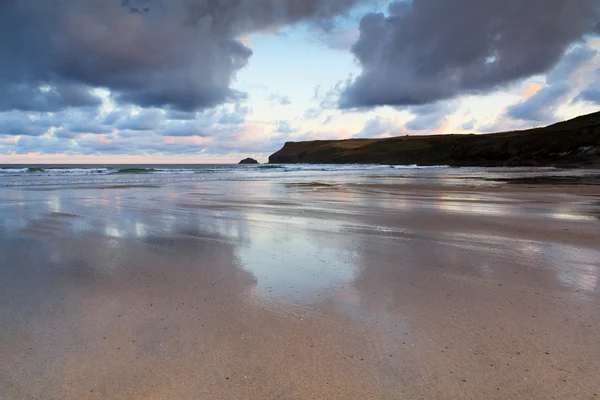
[0,179,599,399]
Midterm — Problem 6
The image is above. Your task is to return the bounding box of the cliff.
[268,111,600,167]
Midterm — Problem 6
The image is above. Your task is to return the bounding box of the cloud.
[59,132,210,156]
[13,136,77,154]
[53,129,83,140]
[0,0,366,114]
[158,121,213,137]
[75,135,126,154]
[304,107,323,120]
[305,79,351,119]
[0,109,99,137]
[461,120,475,131]
[156,103,249,137]
[340,0,600,108]
[546,45,598,84]
[355,117,397,138]
[269,94,292,106]
[291,130,343,142]
[0,107,121,140]
[117,109,164,131]
[207,122,285,154]
[507,84,571,122]
[0,83,102,113]
[322,115,335,125]
[0,116,49,137]
[577,88,600,105]
[165,110,198,121]
[404,102,455,131]
[316,28,359,50]
[103,110,128,125]
[216,104,251,125]
[508,44,597,122]
[575,68,600,105]
[275,120,294,134]
[68,123,113,134]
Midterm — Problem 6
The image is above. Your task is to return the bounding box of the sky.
[1,0,599,164]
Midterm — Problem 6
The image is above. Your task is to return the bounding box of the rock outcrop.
[239,158,259,164]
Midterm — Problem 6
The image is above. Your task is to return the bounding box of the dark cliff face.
[268,112,600,167]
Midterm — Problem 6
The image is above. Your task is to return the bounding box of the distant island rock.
[268,111,600,168]
[239,157,259,164]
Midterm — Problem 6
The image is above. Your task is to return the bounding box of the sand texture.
[1,178,599,399]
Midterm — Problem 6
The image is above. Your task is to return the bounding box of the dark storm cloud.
[1,0,365,113]
[340,0,600,108]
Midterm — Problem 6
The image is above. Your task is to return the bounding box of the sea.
[0,164,599,188]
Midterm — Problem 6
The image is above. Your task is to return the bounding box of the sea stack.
[239,157,259,164]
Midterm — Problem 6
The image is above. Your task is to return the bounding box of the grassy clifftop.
[268,111,600,167]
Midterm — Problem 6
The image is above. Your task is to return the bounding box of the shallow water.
[1,163,599,188]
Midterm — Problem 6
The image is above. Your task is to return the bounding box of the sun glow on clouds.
[522,83,543,100]
[163,136,210,146]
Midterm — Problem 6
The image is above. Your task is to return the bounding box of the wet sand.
[1,179,599,399]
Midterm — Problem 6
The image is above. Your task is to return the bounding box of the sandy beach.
[1,172,599,399]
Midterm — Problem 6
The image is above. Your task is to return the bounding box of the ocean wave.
[0,167,118,175]
[113,168,206,174]
[151,168,197,174]
[0,168,30,174]
[43,168,117,175]
[392,165,450,169]
[257,165,283,169]
[0,164,451,177]
[276,164,449,171]
[113,168,154,174]
[0,176,207,187]
[1,167,204,176]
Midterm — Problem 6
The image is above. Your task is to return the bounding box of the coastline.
[268,111,600,167]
